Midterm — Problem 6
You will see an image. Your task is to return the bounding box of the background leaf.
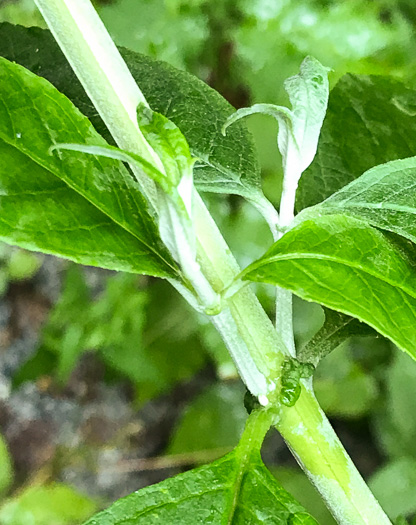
[313,343,379,418]
[298,308,376,366]
[0,483,97,525]
[16,269,207,404]
[0,23,265,204]
[373,350,416,459]
[167,382,247,455]
[297,74,416,210]
[0,56,178,278]
[369,458,416,520]
[244,214,416,362]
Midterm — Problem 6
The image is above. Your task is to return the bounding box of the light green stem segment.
[34,0,392,522]
[277,382,391,525]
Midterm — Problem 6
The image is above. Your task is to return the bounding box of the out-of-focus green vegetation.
[2,0,416,523]
[0,434,13,496]
[0,484,98,525]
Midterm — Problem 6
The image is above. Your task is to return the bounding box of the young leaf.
[223,56,329,225]
[84,410,318,525]
[224,57,329,177]
[243,214,416,362]
[0,56,179,279]
[302,156,416,245]
[297,74,416,210]
[0,23,266,204]
[298,308,376,366]
[136,103,195,190]
[50,143,168,192]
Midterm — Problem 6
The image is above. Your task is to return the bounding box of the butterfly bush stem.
[34,1,392,523]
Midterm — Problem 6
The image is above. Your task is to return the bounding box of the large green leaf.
[302,156,416,244]
[0,22,264,203]
[243,214,416,361]
[297,74,416,210]
[0,56,179,278]
[84,442,318,524]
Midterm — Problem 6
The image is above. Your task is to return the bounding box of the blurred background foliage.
[0,0,416,523]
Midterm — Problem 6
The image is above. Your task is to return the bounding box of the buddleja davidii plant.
[1,0,413,523]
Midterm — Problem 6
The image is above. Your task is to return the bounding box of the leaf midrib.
[247,251,416,300]
[324,201,416,215]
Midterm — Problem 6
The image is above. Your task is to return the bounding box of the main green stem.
[277,383,391,524]
[33,1,391,523]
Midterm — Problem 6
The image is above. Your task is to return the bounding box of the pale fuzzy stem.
[275,287,295,357]
[277,383,391,525]
[274,152,302,356]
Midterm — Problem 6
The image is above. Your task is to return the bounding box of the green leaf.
[0,56,179,279]
[167,382,247,455]
[0,434,13,495]
[369,457,416,520]
[297,74,416,210]
[0,483,97,525]
[84,411,318,525]
[302,156,416,245]
[243,214,416,361]
[298,308,376,366]
[0,23,264,203]
[7,249,41,281]
[98,0,208,72]
[233,1,415,106]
